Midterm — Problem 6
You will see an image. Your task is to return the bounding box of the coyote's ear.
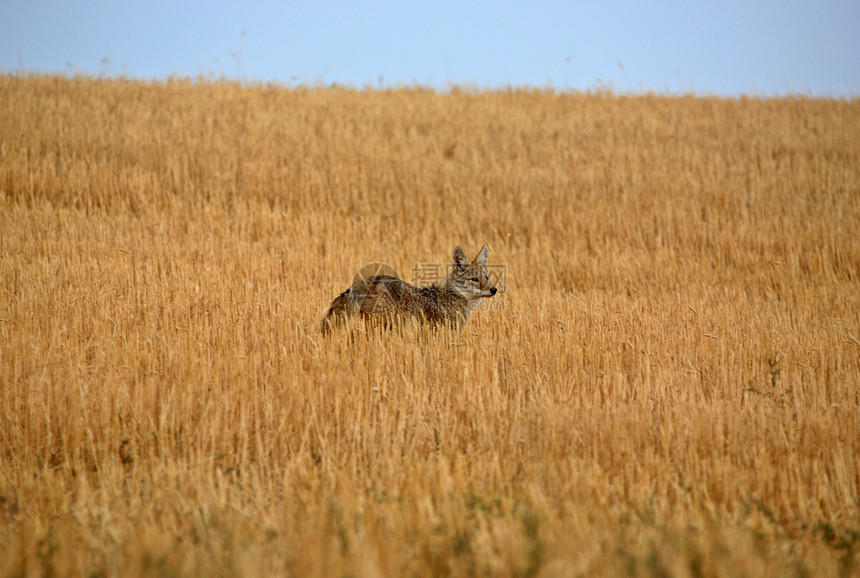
[475,244,489,266]
[452,247,468,270]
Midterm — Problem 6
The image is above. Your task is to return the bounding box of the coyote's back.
[321,246,497,333]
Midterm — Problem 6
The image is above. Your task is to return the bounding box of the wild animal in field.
[321,245,498,333]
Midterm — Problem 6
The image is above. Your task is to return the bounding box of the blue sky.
[2,1,858,97]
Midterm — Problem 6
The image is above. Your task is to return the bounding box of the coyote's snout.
[321,245,498,333]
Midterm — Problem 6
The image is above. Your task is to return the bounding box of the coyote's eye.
[470,277,479,282]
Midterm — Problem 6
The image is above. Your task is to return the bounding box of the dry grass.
[1,74,859,577]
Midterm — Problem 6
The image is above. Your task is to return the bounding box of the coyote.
[321,245,498,333]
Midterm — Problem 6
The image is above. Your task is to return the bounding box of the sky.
[2,1,858,97]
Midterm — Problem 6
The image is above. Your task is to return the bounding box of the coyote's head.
[446,245,498,308]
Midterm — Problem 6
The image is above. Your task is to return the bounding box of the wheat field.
[1,74,859,576]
